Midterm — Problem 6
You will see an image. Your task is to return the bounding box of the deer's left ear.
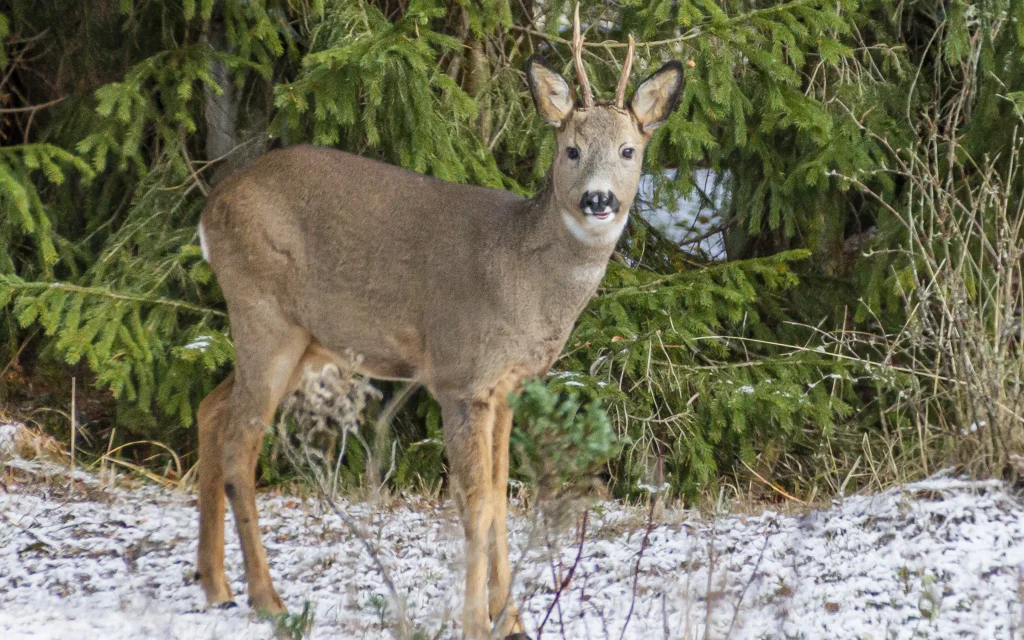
[629,60,684,135]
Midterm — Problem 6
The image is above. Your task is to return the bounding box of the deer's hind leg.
[196,371,236,606]
[220,315,312,615]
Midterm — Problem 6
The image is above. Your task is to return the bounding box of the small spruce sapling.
[509,380,620,501]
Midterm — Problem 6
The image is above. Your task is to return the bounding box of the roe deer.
[194,8,682,638]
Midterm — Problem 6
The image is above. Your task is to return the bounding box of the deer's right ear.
[526,56,575,127]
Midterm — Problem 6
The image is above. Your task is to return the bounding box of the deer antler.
[614,34,635,109]
[572,4,594,109]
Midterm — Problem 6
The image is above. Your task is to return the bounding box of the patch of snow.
[638,170,727,259]
[183,336,213,352]
[636,482,672,494]
[0,423,19,457]
[2,431,1023,639]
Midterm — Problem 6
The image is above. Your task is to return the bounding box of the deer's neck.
[512,178,621,313]
[521,177,622,262]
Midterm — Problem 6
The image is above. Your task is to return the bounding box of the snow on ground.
[2,426,1024,639]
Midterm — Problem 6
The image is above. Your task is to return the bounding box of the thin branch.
[0,96,68,114]
[740,460,809,505]
[677,223,729,248]
[0,328,38,382]
[511,24,701,49]
[619,497,656,640]
[511,0,819,52]
[536,510,589,636]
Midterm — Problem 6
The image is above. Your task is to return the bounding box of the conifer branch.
[3,280,225,318]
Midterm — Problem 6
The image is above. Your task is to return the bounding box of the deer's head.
[526,9,683,245]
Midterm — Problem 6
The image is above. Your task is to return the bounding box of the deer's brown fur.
[194,47,682,638]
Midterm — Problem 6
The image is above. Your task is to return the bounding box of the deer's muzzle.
[580,191,620,219]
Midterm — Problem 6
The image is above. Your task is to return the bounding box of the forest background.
[1,0,1023,502]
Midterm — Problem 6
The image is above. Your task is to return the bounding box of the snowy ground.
[2,426,1024,639]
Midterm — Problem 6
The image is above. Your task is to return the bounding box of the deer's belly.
[306,325,423,382]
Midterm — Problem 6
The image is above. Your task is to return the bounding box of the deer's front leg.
[489,397,527,637]
[441,395,496,639]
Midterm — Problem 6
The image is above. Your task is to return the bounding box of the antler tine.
[572,3,594,109]
[614,34,635,109]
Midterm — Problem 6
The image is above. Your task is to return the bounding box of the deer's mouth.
[581,204,618,223]
[585,208,614,221]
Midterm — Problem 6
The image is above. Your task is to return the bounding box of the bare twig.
[319,490,411,638]
[740,461,809,505]
[725,532,772,637]
[0,328,38,382]
[276,361,413,638]
[0,95,67,114]
[620,498,657,640]
[366,382,421,493]
[69,377,76,474]
[537,510,589,636]
[510,24,701,49]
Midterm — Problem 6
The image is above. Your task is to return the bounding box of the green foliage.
[392,393,446,491]
[1,0,1020,497]
[554,248,854,495]
[509,380,619,494]
[1,144,94,276]
[261,600,315,640]
[274,0,508,187]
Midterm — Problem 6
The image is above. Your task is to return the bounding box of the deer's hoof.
[199,574,235,606]
[249,589,287,617]
[505,634,532,640]
[213,600,238,610]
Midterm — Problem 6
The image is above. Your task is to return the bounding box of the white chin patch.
[562,210,629,245]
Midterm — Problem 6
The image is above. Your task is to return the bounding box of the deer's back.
[201,145,541,387]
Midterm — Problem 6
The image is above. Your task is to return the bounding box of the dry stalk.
[275,357,417,639]
[619,495,658,640]
[69,377,76,473]
[536,509,588,636]
[725,532,771,637]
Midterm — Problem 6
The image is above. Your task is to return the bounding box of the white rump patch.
[198,221,210,262]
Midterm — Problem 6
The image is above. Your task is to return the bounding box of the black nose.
[579,191,620,215]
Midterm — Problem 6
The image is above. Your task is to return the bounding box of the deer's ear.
[526,56,575,127]
[630,60,684,135]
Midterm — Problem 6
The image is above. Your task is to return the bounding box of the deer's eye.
[621,147,635,160]
[566,146,580,160]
